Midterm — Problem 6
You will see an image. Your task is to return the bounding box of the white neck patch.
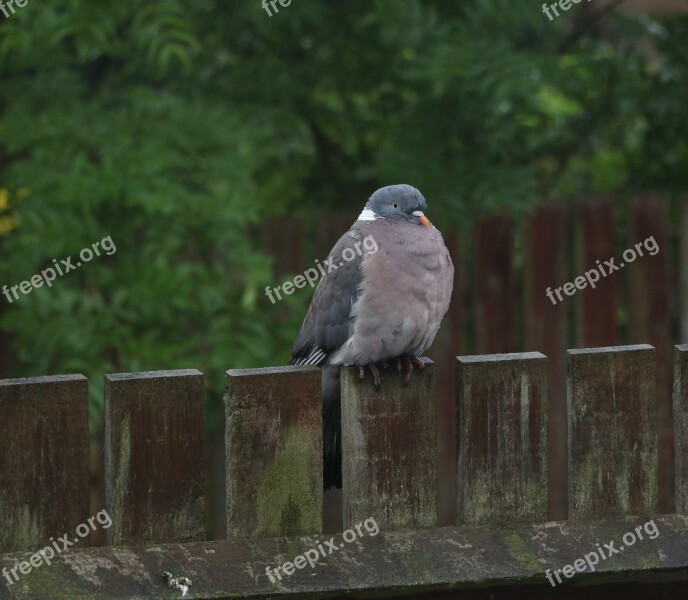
[358,207,378,221]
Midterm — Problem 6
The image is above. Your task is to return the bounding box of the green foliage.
[0,0,687,427]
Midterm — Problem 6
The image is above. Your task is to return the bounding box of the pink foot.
[358,363,382,388]
[402,357,425,383]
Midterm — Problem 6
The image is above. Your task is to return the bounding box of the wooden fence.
[263,197,686,528]
[0,196,684,534]
[1,344,687,599]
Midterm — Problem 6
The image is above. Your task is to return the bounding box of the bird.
[290,184,454,489]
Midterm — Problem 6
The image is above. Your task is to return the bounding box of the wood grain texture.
[429,229,463,527]
[456,352,548,526]
[682,202,688,343]
[674,344,688,514]
[474,216,515,354]
[629,197,671,513]
[104,370,204,546]
[225,366,322,538]
[578,200,618,347]
[341,359,437,530]
[524,204,567,520]
[0,375,89,553]
[567,345,657,519]
[2,514,687,599]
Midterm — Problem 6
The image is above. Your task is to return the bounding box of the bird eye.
[393,202,399,209]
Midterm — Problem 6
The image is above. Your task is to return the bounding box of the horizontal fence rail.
[2,515,687,599]
[0,344,687,599]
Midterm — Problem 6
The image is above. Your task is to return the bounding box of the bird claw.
[402,357,425,384]
[358,363,382,389]
[358,358,423,387]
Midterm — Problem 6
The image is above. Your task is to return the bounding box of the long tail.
[322,365,342,489]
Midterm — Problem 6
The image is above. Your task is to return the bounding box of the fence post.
[0,375,89,552]
[674,344,688,514]
[104,369,205,545]
[456,352,548,525]
[567,345,657,519]
[225,366,322,537]
[341,359,437,530]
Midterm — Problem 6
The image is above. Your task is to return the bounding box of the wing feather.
[289,226,366,365]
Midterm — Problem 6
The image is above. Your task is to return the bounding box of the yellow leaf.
[0,215,19,236]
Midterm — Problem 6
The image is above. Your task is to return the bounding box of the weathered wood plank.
[578,200,618,347]
[525,203,567,520]
[0,304,15,379]
[314,213,358,535]
[104,370,204,546]
[225,366,322,538]
[682,201,688,344]
[474,215,515,354]
[674,344,688,514]
[456,352,548,525]
[629,196,671,513]
[431,229,463,527]
[567,345,657,519]
[0,375,89,553]
[2,514,687,599]
[341,360,437,530]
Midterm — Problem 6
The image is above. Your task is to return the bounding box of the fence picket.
[525,204,567,520]
[456,352,548,525]
[341,360,437,529]
[629,197,671,513]
[104,369,204,545]
[674,344,688,514]
[567,345,657,518]
[225,366,322,537]
[578,200,618,347]
[474,216,515,354]
[0,375,89,552]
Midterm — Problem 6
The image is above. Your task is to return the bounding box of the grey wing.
[290,227,365,366]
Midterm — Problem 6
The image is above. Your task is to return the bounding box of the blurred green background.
[1,0,687,510]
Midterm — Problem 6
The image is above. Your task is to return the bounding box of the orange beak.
[413,211,431,228]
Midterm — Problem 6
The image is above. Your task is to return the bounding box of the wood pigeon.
[290,184,454,489]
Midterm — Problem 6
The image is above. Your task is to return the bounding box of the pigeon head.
[361,184,431,227]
